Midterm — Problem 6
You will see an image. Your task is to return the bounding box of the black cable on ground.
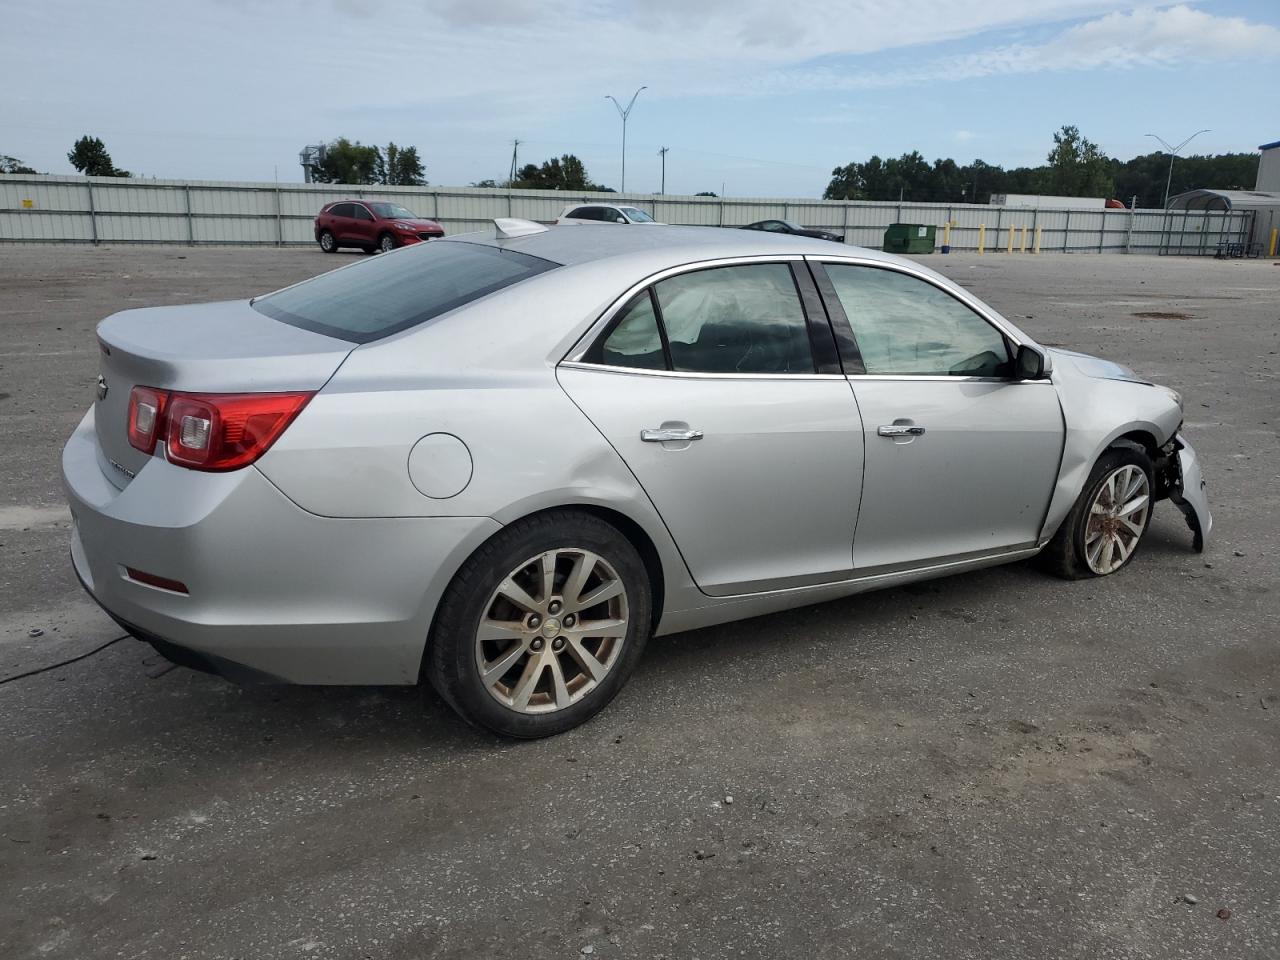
[0,634,130,686]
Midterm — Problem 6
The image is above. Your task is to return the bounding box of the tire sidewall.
[1071,448,1154,577]
[430,513,652,738]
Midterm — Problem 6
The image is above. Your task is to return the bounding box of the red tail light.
[127,387,168,454]
[126,387,312,472]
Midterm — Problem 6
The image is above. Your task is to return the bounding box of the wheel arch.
[416,501,670,680]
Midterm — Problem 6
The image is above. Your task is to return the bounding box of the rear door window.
[655,264,815,374]
[253,241,559,343]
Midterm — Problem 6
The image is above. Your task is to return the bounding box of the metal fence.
[0,174,1254,256]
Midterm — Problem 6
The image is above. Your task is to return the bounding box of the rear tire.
[1039,446,1154,580]
[318,230,337,253]
[426,511,651,739]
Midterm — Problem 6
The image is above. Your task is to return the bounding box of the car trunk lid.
[94,299,354,487]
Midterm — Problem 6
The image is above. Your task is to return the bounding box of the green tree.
[471,179,500,188]
[378,142,426,186]
[695,191,718,197]
[1045,124,1112,197]
[67,135,129,177]
[0,154,39,174]
[312,138,382,184]
[515,156,577,189]
[512,153,608,191]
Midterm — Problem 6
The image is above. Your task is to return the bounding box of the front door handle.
[877,424,926,437]
[641,427,704,443]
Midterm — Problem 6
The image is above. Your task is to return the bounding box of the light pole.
[658,146,668,195]
[1145,129,1210,208]
[605,86,646,193]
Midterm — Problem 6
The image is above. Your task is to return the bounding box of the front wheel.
[426,511,651,738]
[1039,446,1154,579]
[378,232,396,253]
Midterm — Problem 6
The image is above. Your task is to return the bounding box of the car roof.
[442,222,897,271]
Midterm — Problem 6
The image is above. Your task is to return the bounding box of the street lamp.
[606,86,646,193]
[1145,129,1210,209]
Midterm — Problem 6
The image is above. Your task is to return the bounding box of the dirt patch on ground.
[1132,310,1194,320]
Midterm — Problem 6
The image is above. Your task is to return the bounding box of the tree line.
[824,125,1259,208]
[3,128,1260,207]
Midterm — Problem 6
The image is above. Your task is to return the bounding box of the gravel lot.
[1,244,1278,960]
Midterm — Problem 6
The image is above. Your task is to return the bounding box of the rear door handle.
[877,424,926,437]
[641,427,704,443]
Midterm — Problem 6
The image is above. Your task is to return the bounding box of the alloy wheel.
[1084,464,1151,574]
[380,234,395,252]
[475,549,629,714]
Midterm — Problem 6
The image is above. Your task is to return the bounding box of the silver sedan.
[63,222,1212,737]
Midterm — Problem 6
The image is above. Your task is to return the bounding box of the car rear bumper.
[63,408,500,685]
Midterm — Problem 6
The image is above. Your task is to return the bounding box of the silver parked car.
[556,203,662,225]
[64,221,1211,738]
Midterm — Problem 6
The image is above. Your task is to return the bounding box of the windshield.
[252,241,558,343]
[369,202,421,220]
[620,207,655,223]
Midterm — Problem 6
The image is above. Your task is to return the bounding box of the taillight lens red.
[126,387,312,472]
[127,387,168,454]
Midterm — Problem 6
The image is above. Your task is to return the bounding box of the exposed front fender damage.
[1166,437,1212,551]
[1039,349,1185,544]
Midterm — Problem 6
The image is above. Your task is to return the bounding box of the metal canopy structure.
[1167,188,1280,255]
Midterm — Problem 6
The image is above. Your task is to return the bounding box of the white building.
[1257,139,1280,192]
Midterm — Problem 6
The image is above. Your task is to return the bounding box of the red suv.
[314,200,445,254]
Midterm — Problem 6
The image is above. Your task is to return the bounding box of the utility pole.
[658,146,669,195]
[1145,129,1210,208]
[605,86,646,193]
[508,139,521,185]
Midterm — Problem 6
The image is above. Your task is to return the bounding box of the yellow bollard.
[1270,227,1278,258]
[942,221,952,251]
[1034,225,1042,255]
[978,223,986,254]
[1019,225,1027,253]
[1007,226,1014,254]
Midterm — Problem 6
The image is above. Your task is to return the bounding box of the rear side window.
[331,203,353,217]
[567,207,596,220]
[583,263,815,375]
[253,241,559,343]
[656,264,814,374]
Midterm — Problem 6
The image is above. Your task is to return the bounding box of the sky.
[3,0,1278,197]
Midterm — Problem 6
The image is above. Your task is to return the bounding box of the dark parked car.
[314,201,444,254]
[741,219,843,243]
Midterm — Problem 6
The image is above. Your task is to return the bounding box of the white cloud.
[954,130,977,142]
[761,5,1280,93]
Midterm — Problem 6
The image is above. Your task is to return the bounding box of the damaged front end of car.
[1153,434,1213,552]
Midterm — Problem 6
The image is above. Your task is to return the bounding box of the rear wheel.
[426,511,651,738]
[318,230,337,253]
[378,232,396,253]
[1040,446,1154,579]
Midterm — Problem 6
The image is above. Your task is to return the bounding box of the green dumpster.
[883,223,936,254]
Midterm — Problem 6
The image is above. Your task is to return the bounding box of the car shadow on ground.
[26,510,1207,767]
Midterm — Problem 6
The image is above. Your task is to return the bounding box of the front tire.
[377,232,396,253]
[426,511,652,738]
[318,230,337,253]
[1040,446,1154,579]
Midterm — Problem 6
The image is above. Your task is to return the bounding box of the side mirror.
[1015,344,1049,380]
